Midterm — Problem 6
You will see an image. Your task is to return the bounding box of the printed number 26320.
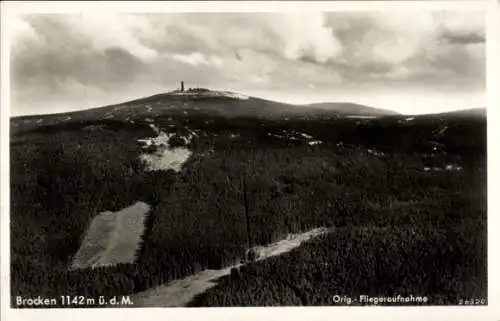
[458,298,487,305]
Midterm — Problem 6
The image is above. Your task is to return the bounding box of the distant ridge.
[440,107,486,117]
[416,107,486,118]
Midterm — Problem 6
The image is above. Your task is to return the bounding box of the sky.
[10,11,485,116]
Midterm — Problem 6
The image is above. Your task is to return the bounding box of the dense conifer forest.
[10,109,486,306]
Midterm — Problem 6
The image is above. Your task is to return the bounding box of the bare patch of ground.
[70,202,150,270]
[308,140,322,146]
[423,164,463,172]
[140,148,192,172]
[168,90,249,100]
[137,127,193,172]
[367,148,385,157]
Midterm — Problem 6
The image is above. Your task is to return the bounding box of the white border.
[0,0,490,13]
[1,1,12,321]
[486,0,500,317]
[1,1,499,321]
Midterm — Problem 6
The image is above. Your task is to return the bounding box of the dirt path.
[131,227,331,307]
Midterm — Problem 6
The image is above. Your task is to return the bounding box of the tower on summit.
[181,81,185,92]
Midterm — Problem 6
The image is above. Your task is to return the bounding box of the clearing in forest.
[70,201,150,270]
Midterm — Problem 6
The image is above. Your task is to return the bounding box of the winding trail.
[131,227,332,307]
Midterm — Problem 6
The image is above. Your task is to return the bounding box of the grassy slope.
[9,98,486,306]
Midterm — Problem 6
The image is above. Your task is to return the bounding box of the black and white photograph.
[1,1,497,319]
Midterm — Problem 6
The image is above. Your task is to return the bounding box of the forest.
[10,112,486,306]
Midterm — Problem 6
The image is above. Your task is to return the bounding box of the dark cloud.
[102,47,146,83]
[440,29,485,44]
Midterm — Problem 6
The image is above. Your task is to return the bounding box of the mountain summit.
[11,88,401,131]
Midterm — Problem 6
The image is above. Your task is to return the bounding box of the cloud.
[265,12,343,63]
[10,11,485,115]
[320,11,484,91]
[440,29,484,44]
